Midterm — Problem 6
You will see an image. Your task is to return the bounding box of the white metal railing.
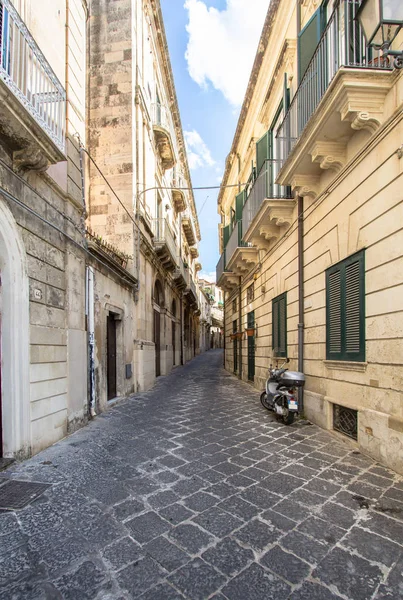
[151,218,177,261]
[152,101,176,145]
[216,250,227,281]
[276,0,390,164]
[242,159,292,234]
[172,166,186,190]
[0,0,66,153]
[226,220,251,265]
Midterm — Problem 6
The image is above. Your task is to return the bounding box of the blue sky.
[161,0,269,280]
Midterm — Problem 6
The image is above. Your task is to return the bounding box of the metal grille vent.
[333,404,358,440]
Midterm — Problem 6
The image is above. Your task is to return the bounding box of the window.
[272,292,287,357]
[326,250,365,362]
[247,284,254,304]
[232,299,237,314]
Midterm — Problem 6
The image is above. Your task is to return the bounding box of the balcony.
[276,0,393,196]
[242,159,295,250]
[151,218,178,272]
[172,167,187,212]
[0,0,66,171]
[182,211,197,246]
[184,269,198,306]
[151,102,176,171]
[216,250,239,293]
[225,220,258,276]
[173,258,187,291]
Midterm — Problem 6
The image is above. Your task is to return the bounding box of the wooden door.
[247,311,255,382]
[154,309,161,377]
[172,321,176,366]
[107,314,117,400]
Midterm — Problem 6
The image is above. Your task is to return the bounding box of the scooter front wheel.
[260,391,271,411]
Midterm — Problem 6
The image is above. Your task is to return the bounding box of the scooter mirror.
[286,358,290,363]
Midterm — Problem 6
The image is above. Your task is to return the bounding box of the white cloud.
[184,0,269,106]
[184,129,216,170]
[199,271,216,283]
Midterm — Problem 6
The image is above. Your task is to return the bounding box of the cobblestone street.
[1,350,402,600]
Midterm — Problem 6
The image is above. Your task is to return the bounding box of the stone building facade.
[217,0,403,473]
[0,0,88,458]
[87,0,201,397]
[0,0,202,460]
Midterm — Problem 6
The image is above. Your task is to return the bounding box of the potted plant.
[245,327,255,337]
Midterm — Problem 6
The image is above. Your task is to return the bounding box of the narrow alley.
[0,350,402,600]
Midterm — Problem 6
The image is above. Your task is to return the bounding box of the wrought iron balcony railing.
[242,159,292,234]
[216,250,227,282]
[226,220,251,265]
[276,0,390,164]
[151,218,177,261]
[0,0,66,153]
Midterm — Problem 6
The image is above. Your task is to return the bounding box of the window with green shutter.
[272,293,287,357]
[256,131,269,177]
[326,250,365,362]
[235,190,246,222]
[298,8,322,82]
[223,224,230,249]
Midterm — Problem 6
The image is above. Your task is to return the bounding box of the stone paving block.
[192,507,243,537]
[102,536,143,570]
[290,487,327,508]
[233,518,282,552]
[297,516,345,546]
[288,581,343,599]
[0,581,56,600]
[153,471,180,485]
[221,562,291,600]
[357,511,403,544]
[225,473,255,488]
[218,495,261,521]
[208,482,237,499]
[172,476,206,497]
[260,544,311,584]
[202,537,254,577]
[158,503,194,525]
[145,536,191,572]
[117,556,165,597]
[240,485,278,509]
[168,523,215,554]
[280,530,330,565]
[198,469,226,484]
[313,547,384,600]
[341,527,402,567]
[147,490,180,509]
[113,498,145,521]
[0,546,34,587]
[260,508,296,532]
[318,501,357,530]
[139,582,186,599]
[79,514,125,549]
[158,455,186,469]
[260,472,305,496]
[126,511,172,544]
[54,560,107,600]
[167,558,226,600]
[183,491,218,512]
[280,463,318,480]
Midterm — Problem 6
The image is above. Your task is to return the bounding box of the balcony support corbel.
[310,141,346,172]
[291,175,321,200]
[13,147,49,174]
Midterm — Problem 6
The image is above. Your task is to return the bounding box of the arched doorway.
[153,280,164,377]
[0,197,30,458]
[172,299,177,366]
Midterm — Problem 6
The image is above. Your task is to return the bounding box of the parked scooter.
[260,359,305,425]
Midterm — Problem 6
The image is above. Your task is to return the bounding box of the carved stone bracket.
[310,141,346,172]
[337,84,390,135]
[291,175,321,199]
[13,147,49,174]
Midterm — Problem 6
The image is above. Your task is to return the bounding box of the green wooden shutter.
[326,250,365,361]
[298,9,321,82]
[256,132,269,177]
[235,190,246,222]
[272,293,287,358]
[223,224,230,249]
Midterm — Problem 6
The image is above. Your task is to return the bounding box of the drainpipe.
[180,294,184,365]
[86,266,96,417]
[297,0,301,35]
[238,277,242,380]
[297,194,304,414]
[223,296,226,366]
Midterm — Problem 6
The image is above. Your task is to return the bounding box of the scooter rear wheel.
[282,410,295,425]
[260,391,271,411]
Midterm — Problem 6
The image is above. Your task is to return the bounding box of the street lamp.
[356,0,403,68]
